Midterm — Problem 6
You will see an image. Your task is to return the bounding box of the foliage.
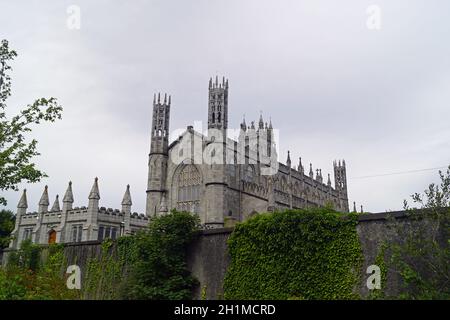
[81,210,201,300]
[223,208,363,300]
[0,241,77,300]
[0,39,62,206]
[388,166,450,299]
[0,209,14,248]
[123,210,201,300]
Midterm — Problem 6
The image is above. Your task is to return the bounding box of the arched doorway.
[48,230,56,244]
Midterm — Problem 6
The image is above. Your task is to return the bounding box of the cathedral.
[8,76,349,249]
[146,76,349,227]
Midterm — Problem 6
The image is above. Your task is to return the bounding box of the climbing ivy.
[223,208,363,300]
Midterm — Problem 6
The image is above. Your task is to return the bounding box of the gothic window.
[23,227,33,241]
[218,112,221,123]
[177,165,201,214]
[212,112,215,123]
[98,225,118,241]
[71,224,83,242]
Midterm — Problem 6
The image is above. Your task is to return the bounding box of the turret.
[146,92,171,216]
[50,195,60,212]
[286,151,291,168]
[38,185,49,213]
[121,185,132,235]
[208,76,228,131]
[333,160,349,212]
[298,157,304,174]
[62,181,74,212]
[56,181,74,243]
[84,177,100,241]
[9,189,28,248]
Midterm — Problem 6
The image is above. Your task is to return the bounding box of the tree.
[0,39,62,206]
[0,209,14,248]
[389,165,450,299]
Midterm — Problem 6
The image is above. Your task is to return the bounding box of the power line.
[350,166,448,180]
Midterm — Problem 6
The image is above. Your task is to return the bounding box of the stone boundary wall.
[1,210,446,299]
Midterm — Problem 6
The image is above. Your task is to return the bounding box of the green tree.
[0,39,62,206]
[0,209,14,248]
[123,210,201,300]
[390,165,450,299]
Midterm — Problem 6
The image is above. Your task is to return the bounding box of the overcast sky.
[1,0,449,214]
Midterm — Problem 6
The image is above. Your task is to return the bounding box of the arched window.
[212,112,215,123]
[177,165,201,214]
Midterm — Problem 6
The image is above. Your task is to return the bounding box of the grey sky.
[1,0,449,214]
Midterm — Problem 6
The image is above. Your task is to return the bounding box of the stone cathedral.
[146,76,349,227]
[8,76,349,249]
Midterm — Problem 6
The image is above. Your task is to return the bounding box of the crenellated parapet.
[9,179,148,249]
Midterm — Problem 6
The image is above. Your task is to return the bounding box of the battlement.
[9,178,148,249]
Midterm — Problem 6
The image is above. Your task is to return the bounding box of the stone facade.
[9,182,148,249]
[146,76,349,226]
[10,75,349,248]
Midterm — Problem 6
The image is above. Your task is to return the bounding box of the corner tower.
[334,160,349,212]
[146,93,171,216]
[208,76,228,131]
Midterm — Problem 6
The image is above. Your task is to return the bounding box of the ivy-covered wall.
[1,209,446,299]
[188,210,447,299]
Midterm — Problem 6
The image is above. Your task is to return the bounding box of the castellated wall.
[1,211,446,299]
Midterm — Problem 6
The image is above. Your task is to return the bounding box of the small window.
[71,224,83,243]
[98,226,104,241]
[111,227,117,240]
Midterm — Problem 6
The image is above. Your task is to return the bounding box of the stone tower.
[208,76,228,131]
[334,160,349,211]
[204,76,229,228]
[146,93,170,216]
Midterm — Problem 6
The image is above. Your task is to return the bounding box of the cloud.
[2,0,449,213]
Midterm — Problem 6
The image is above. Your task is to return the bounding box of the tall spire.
[88,177,100,200]
[17,189,28,209]
[121,184,132,206]
[353,202,357,213]
[309,163,314,179]
[327,173,332,187]
[38,185,49,213]
[51,195,60,212]
[286,151,291,167]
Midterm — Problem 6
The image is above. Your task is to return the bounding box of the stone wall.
[188,210,447,299]
[1,210,446,299]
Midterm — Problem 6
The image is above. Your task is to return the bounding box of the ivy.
[223,208,363,300]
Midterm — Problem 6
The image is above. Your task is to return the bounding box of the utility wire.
[350,166,448,180]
